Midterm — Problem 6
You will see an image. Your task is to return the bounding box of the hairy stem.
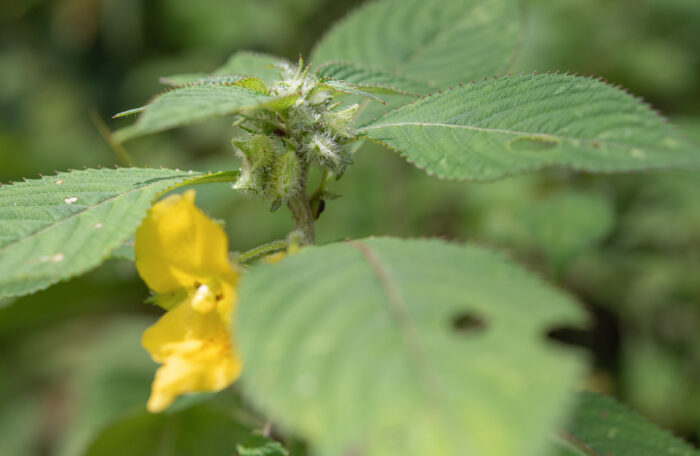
[237,239,288,263]
[287,167,316,245]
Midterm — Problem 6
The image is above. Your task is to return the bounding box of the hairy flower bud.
[232,135,276,194]
[322,103,359,138]
[305,134,341,172]
[289,105,321,130]
[307,88,331,106]
[268,149,301,203]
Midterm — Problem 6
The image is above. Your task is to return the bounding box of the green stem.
[237,239,288,263]
[287,165,316,245]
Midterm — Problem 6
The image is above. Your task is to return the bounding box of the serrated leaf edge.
[0,168,237,299]
[354,72,699,182]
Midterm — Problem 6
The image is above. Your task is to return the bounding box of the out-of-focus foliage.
[1,0,699,454]
[310,0,520,88]
[237,238,586,456]
[514,0,700,114]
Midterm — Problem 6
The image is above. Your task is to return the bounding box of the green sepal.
[322,103,359,138]
[268,150,301,202]
[233,134,278,194]
[145,288,189,311]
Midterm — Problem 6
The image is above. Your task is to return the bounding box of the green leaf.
[237,435,290,456]
[113,83,276,143]
[161,51,289,87]
[83,405,252,456]
[214,51,289,85]
[316,79,387,104]
[315,61,428,96]
[519,192,615,272]
[236,238,587,456]
[108,241,135,261]
[315,61,425,127]
[310,0,521,89]
[161,75,269,94]
[358,74,700,181]
[159,76,269,96]
[0,167,233,299]
[560,392,699,456]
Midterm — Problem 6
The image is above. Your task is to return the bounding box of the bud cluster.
[231,60,360,208]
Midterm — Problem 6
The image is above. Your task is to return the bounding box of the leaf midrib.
[347,240,469,452]
[359,121,657,151]
[348,241,433,386]
[0,175,185,253]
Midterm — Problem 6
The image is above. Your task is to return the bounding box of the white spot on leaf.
[38,253,65,264]
[64,197,78,204]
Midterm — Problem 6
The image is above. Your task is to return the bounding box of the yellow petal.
[135,190,237,294]
[142,296,242,413]
[146,348,240,413]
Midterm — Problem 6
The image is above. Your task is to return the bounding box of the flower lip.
[191,283,217,313]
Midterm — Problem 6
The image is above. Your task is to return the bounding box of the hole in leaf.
[452,312,487,334]
[508,136,559,151]
[545,325,589,349]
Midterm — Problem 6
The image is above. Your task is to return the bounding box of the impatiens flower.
[134,190,242,413]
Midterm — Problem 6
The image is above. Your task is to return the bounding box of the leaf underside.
[358,74,700,181]
[236,238,586,456]
[310,0,521,89]
[0,167,214,299]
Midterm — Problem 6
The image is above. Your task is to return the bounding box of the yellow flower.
[135,190,242,413]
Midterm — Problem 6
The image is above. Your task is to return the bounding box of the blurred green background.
[1,0,699,454]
